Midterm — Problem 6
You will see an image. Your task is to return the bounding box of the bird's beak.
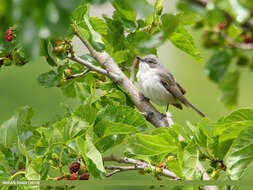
[136,56,143,61]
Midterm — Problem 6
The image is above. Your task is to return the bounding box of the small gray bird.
[136,54,205,117]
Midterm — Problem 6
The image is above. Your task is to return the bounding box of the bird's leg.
[140,93,150,102]
[166,104,169,112]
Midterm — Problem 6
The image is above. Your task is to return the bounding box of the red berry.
[66,69,72,77]
[5,35,13,41]
[8,29,12,35]
[5,29,14,42]
[79,173,89,180]
[69,162,80,174]
[218,22,226,30]
[68,173,78,180]
[159,164,166,168]
[243,35,253,43]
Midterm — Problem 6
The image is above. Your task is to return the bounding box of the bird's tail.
[187,102,206,117]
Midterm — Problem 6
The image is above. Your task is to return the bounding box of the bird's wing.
[158,71,206,117]
[176,82,186,95]
[158,72,189,106]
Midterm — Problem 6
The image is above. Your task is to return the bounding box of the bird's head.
[136,54,161,69]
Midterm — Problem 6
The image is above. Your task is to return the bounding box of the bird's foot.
[142,111,154,120]
[164,111,174,126]
[140,93,150,102]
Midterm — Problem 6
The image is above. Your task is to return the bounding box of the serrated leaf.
[161,13,179,37]
[76,135,106,178]
[125,31,156,54]
[72,4,88,24]
[76,25,90,40]
[128,131,177,156]
[112,50,129,63]
[37,70,62,88]
[89,17,108,36]
[205,49,231,82]
[94,120,139,137]
[74,82,92,102]
[224,126,253,180]
[74,103,98,124]
[112,0,136,21]
[103,17,125,52]
[0,117,18,148]
[94,105,147,152]
[94,105,148,132]
[41,40,57,66]
[219,71,240,108]
[182,143,201,180]
[221,109,253,123]
[95,134,126,153]
[169,25,202,63]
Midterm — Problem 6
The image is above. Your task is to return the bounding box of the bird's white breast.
[137,65,178,106]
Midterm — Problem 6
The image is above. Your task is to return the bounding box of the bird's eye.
[149,59,156,64]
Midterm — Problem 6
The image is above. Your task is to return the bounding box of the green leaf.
[94,120,139,137]
[112,0,136,21]
[93,105,147,152]
[72,4,88,24]
[219,71,240,108]
[125,31,156,55]
[182,143,201,180]
[221,109,253,123]
[205,49,232,82]
[127,130,177,156]
[103,17,125,52]
[94,105,148,132]
[41,40,57,67]
[26,158,41,181]
[95,134,126,153]
[76,135,106,178]
[169,25,202,63]
[166,157,183,178]
[224,126,253,180]
[113,10,137,32]
[74,103,98,124]
[0,116,18,148]
[161,13,179,37]
[76,25,90,40]
[112,50,129,63]
[37,70,62,88]
[89,17,108,36]
[74,82,92,102]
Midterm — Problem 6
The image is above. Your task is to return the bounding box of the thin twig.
[69,69,90,79]
[74,31,98,58]
[103,155,179,180]
[67,55,108,75]
[221,33,253,50]
[130,59,139,83]
[105,165,138,177]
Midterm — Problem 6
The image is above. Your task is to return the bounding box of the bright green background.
[1,1,253,189]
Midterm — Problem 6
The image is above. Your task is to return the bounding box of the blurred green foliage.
[1,0,253,189]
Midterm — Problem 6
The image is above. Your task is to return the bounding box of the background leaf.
[76,135,106,178]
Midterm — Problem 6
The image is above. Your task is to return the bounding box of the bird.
[136,54,205,117]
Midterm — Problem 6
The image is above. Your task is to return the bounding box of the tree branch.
[221,32,253,50]
[68,69,90,79]
[103,155,179,180]
[67,55,108,75]
[105,165,138,177]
